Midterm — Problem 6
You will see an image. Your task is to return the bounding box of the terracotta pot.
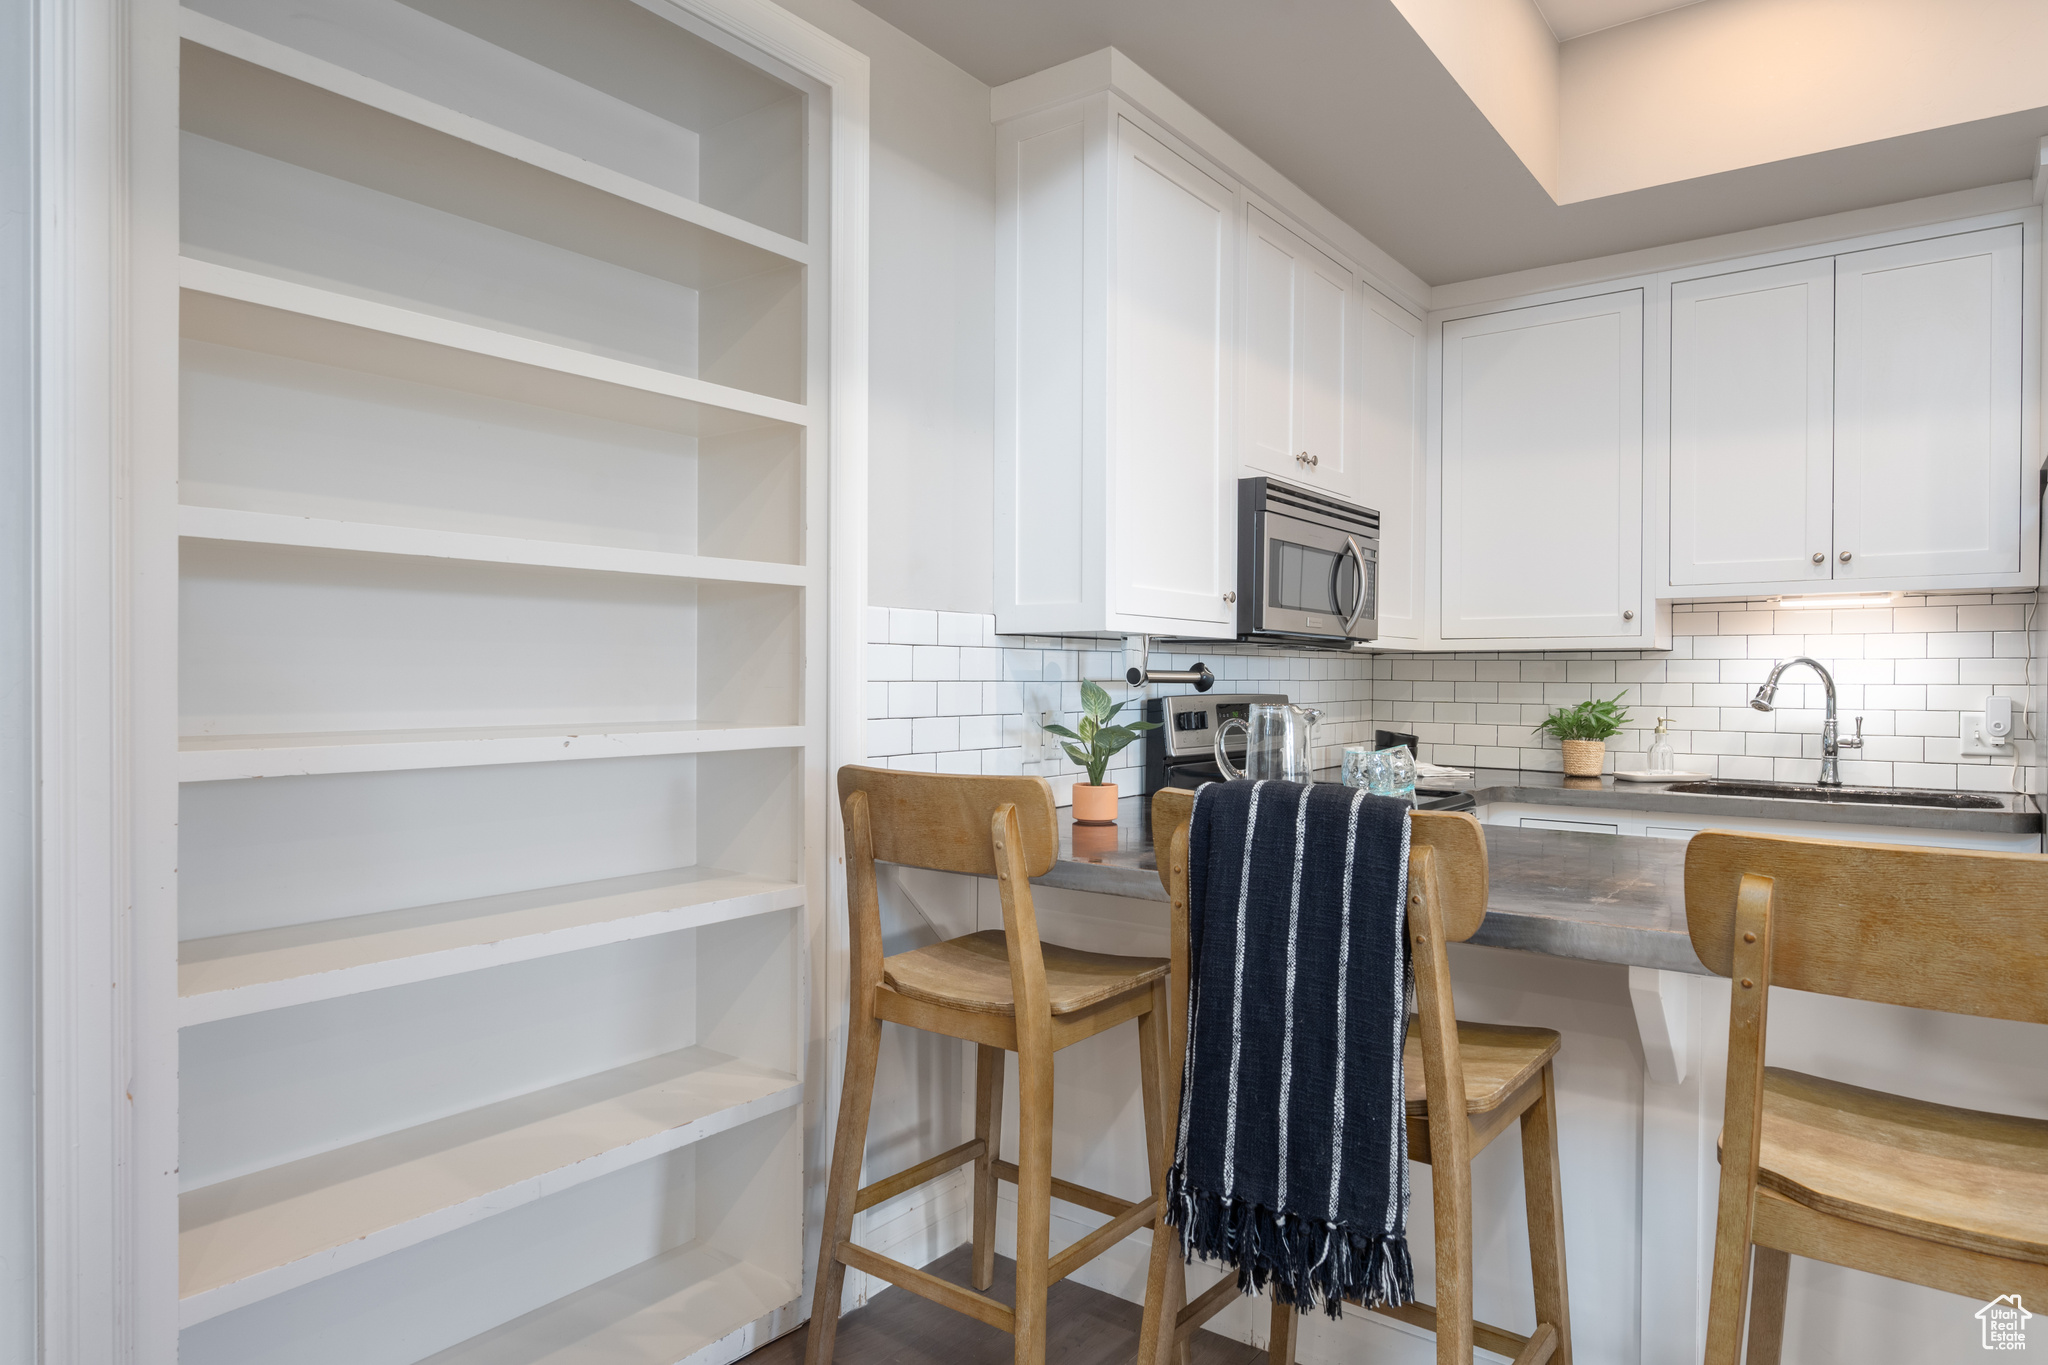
[1560,739,1607,778]
[1071,782,1119,825]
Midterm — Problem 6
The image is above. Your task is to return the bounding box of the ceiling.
[1532,0,1704,41]
[859,0,2048,286]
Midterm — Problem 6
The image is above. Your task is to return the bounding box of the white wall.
[0,0,33,1354]
[769,0,996,616]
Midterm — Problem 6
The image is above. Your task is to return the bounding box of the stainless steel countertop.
[1429,767,2041,833]
[1040,774,2037,973]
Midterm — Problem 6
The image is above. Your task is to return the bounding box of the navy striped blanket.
[1165,777,1415,1316]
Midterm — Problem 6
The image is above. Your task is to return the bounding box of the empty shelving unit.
[159,1,867,1361]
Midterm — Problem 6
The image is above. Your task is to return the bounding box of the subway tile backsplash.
[864,608,1376,805]
[867,593,2040,801]
[1374,593,2040,793]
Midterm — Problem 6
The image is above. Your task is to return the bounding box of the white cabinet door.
[1834,224,2023,581]
[1668,258,1834,588]
[1440,290,1643,641]
[1358,282,1424,640]
[1294,241,1351,494]
[1238,203,1350,491]
[1110,118,1237,626]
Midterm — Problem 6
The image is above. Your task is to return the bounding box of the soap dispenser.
[1647,717,1675,775]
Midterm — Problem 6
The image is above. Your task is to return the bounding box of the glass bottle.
[1647,717,1676,774]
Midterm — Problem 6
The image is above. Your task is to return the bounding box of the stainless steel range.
[1142,693,1477,811]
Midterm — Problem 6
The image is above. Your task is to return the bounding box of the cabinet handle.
[1223,591,1236,604]
[1623,609,1634,621]
[1811,551,1825,564]
[1296,451,1319,469]
[1839,550,1852,563]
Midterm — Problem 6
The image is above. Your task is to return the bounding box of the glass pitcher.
[1214,702,1323,784]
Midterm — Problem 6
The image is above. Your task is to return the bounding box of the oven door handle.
[1340,535,1369,633]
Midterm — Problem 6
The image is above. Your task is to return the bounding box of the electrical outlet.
[1960,711,2014,757]
[1021,683,1061,760]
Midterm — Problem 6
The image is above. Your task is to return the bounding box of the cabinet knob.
[1223,591,1236,604]
[1623,609,1634,621]
[1839,550,1853,563]
[1812,551,1825,564]
[1296,451,1319,468]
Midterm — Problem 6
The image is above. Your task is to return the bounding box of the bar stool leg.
[1519,1062,1573,1365]
[1267,1301,1298,1365]
[1745,1247,1791,1365]
[1433,1149,1476,1365]
[1011,1031,1056,1365]
[972,1044,1006,1292]
[1136,982,1183,1365]
[805,1006,884,1365]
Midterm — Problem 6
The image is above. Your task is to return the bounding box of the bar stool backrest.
[838,766,1058,877]
[1151,787,1488,940]
[1684,831,2048,1024]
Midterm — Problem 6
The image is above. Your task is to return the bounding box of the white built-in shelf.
[179,7,812,272]
[178,720,810,782]
[179,257,811,430]
[177,1046,801,1328]
[417,1241,798,1365]
[178,867,804,1027]
[177,505,811,587]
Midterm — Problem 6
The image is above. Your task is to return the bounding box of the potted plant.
[1535,692,1630,777]
[1045,680,1158,825]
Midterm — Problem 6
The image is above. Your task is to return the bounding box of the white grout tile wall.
[1373,592,2040,794]
[869,592,2040,802]
[865,608,1377,805]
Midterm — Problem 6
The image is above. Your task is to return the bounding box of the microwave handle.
[1341,536,1369,632]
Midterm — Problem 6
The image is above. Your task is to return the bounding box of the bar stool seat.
[884,930,1168,1016]
[1747,1067,2048,1264]
[1406,1022,1562,1115]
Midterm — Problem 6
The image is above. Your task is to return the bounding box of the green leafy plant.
[1535,692,1630,743]
[1044,680,1160,787]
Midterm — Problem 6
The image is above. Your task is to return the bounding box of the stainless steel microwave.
[1236,477,1378,644]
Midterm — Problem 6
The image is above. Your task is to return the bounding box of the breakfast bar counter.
[1045,793,1708,972]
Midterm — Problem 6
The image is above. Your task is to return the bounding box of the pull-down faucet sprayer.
[1749,657,1862,786]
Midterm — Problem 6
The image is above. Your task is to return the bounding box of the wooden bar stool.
[1140,789,1573,1365]
[807,767,1176,1365]
[1684,832,2048,1364]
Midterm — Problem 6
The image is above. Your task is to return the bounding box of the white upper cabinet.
[1662,222,2031,597]
[1238,201,1353,495]
[994,100,1238,636]
[1109,119,1239,627]
[1834,225,2024,582]
[1357,282,1424,641]
[1439,290,1645,642]
[1668,258,1835,588]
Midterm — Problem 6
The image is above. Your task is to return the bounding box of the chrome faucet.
[1749,657,1863,786]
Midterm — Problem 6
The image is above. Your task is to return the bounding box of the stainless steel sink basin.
[1662,780,2005,810]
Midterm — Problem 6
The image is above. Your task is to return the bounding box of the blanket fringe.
[1166,1165,1414,1318]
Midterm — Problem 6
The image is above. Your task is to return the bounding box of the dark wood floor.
[745,1246,1263,1365]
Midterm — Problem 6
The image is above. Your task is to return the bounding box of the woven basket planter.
[1560,739,1607,777]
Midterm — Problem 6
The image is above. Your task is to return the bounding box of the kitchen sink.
[1661,780,2006,810]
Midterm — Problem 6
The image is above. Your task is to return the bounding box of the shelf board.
[177,1046,800,1328]
[418,1241,798,1365]
[178,720,809,782]
[178,505,810,587]
[178,866,804,1028]
[179,256,811,430]
[179,7,812,273]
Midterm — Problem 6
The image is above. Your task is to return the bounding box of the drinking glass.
[1343,744,1418,805]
